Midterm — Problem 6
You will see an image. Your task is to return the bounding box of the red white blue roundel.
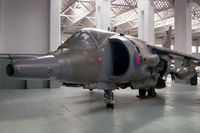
[133,52,143,69]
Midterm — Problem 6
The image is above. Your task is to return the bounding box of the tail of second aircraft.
[163,26,172,49]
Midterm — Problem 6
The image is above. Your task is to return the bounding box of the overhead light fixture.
[76,0,81,9]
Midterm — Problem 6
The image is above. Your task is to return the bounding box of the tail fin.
[163,26,172,49]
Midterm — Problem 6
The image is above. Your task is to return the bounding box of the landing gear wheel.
[148,87,157,97]
[106,103,114,109]
[104,90,114,109]
[89,89,93,91]
[139,89,146,97]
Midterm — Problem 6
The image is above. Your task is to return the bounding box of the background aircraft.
[2,28,199,108]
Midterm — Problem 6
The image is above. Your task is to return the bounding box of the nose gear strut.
[104,90,114,109]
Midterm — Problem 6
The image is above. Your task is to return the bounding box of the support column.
[49,0,60,88]
[197,39,200,57]
[0,0,1,45]
[197,39,200,53]
[138,0,155,43]
[174,0,192,83]
[174,0,192,54]
[96,0,111,30]
[191,40,198,57]
[50,0,60,52]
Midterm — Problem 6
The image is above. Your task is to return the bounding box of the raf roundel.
[133,52,143,69]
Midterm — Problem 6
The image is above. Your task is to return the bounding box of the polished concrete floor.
[0,81,200,133]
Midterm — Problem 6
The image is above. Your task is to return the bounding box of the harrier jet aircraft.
[3,28,199,108]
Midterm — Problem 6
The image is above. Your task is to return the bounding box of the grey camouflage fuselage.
[7,28,196,90]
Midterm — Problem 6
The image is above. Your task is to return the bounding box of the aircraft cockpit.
[58,31,97,50]
[55,28,115,55]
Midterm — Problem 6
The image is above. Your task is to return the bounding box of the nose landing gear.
[104,90,114,109]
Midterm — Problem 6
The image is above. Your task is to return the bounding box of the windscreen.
[58,32,81,49]
[58,32,96,50]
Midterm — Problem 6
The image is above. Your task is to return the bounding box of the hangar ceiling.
[60,0,200,41]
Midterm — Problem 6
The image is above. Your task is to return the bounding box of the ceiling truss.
[61,0,200,40]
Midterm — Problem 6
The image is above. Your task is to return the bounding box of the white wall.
[50,0,60,52]
[0,0,50,54]
[0,0,60,89]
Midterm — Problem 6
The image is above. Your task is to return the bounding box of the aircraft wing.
[147,44,200,61]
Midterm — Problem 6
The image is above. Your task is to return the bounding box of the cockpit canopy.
[58,28,115,50]
[58,31,96,50]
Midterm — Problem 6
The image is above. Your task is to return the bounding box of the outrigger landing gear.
[138,87,157,98]
[147,87,157,97]
[104,90,114,109]
[138,89,146,97]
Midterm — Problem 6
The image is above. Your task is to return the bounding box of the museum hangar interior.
[0,0,200,133]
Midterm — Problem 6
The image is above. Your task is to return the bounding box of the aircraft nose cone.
[6,64,15,76]
[6,55,60,80]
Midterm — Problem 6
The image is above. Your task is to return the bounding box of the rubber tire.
[148,88,157,97]
[139,89,146,97]
[106,103,114,109]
